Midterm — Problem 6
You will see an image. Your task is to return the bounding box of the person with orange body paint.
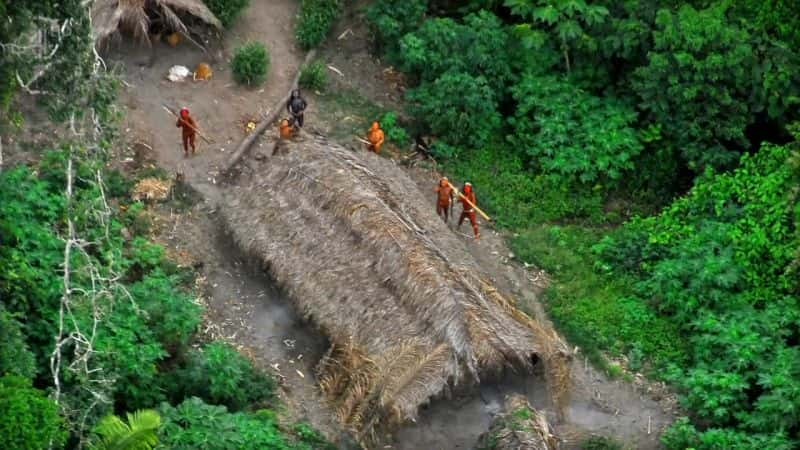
[366,121,385,153]
[435,177,454,223]
[458,182,480,239]
[175,107,197,157]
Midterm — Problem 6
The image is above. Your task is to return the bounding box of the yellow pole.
[446,181,491,221]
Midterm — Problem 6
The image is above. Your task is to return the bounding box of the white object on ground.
[167,65,191,82]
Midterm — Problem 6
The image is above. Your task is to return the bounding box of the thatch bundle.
[477,395,559,450]
[222,137,571,442]
[92,0,221,45]
[132,177,171,201]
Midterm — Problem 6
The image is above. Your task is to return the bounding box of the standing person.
[286,89,307,128]
[458,182,480,239]
[274,117,294,156]
[435,177,454,223]
[366,121,385,154]
[175,107,197,157]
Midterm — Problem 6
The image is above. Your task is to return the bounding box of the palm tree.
[90,409,161,450]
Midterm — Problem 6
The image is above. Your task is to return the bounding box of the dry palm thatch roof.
[92,0,221,45]
[222,137,572,442]
[477,395,559,450]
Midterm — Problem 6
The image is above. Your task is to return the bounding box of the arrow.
[162,104,214,144]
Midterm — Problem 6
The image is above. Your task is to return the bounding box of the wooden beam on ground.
[224,50,317,175]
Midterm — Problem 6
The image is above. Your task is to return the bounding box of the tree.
[504,0,609,73]
[89,410,161,450]
[632,4,757,171]
[509,73,642,184]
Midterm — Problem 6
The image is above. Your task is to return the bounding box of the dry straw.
[477,394,559,450]
[92,0,221,44]
[222,137,572,443]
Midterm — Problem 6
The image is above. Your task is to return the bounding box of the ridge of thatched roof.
[92,0,222,44]
[222,137,572,442]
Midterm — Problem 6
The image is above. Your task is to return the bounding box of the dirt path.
[107,2,677,449]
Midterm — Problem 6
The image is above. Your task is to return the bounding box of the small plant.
[203,0,250,28]
[295,0,343,50]
[580,435,624,450]
[380,111,410,148]
[231,42,270,86]
[299,61,327,91]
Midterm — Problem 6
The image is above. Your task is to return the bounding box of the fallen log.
[224,50,317,175]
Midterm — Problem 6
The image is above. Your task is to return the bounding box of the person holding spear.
[457,182,482,239]
[175,107,199,157]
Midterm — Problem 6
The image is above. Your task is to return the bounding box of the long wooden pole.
[162,105,214,144]
[446,180,491,221]
[224,50,317,174]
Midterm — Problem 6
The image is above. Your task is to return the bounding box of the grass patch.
[315,87,388,143]
[510,224,688,375]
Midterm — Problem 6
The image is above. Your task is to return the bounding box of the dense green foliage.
[164,341,275,411]
[0,308,36,378]
[295,0,343,50]
[596,139,800,446]
[368,0,800,447]
[0,0,118,128]
[0,375,68,450]
[0,155,325,448]
[231,42,270,86]
[203,0,250,28]
[299,60,328,91]
[157,398,294,449]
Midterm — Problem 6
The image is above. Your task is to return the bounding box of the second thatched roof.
[92,0,222,44]
[222,137,571,442]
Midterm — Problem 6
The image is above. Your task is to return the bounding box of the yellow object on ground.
[167,32,181,47]
[195,62,213,80]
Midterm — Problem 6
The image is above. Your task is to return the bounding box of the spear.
[446,180,491,221]
[162,104,214,144]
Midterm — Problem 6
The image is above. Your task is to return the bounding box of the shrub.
[0,375,68,450]
[379,111,410,148]
[295,0,343,50]
[231,42,270,86]
[203,0,250,28]
[509,73,643,186]
[299,60,327,91]
[158,397,292,449]
[166,341,275,411]
[406,70,501,149]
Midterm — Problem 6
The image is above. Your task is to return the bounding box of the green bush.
[231,42,270,86]
[406,70,501,149]
[203,0,250,28]
[295,0,343,50]
[0,375,68,450]
[158,397,292,449]
[509,73,643,186]
[379,111,410,148]
[299,60,327,91]
[166,341,275,411]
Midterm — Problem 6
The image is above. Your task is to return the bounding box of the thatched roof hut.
[477,395,559,450]
[92,0,221,45]
[222,137,571,441]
